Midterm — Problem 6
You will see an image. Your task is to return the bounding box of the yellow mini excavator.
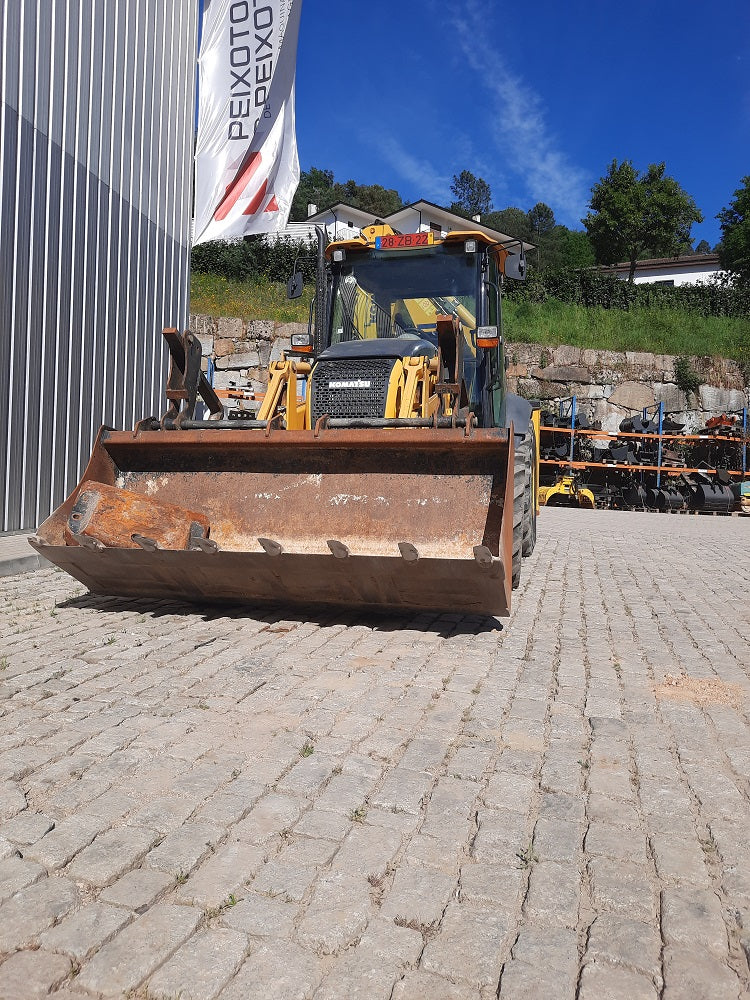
[31,224,540,617]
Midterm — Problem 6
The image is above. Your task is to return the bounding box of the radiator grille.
[310,359,395,421]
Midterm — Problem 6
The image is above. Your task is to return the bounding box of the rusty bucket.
[31,423,515,616]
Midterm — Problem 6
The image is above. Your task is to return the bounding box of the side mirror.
[504,252,526,281]
[287,271,304,299]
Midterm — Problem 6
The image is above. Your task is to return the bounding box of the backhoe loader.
[31,224,539,617]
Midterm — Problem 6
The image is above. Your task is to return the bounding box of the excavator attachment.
[539,473,596,509]
[30,423,516,617]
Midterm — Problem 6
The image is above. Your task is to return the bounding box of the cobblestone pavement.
[0,508,749,999]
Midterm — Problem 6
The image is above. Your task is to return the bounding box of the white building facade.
[610,254,725,286]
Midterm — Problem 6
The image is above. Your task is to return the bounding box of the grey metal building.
[1,1,197,532]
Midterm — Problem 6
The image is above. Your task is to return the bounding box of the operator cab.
[288,224,527,428]
[326,226,523,427]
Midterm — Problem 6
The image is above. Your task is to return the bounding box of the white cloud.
[448,3,590,226]
[368,135,454,205]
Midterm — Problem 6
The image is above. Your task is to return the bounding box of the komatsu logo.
[328,379,372,390]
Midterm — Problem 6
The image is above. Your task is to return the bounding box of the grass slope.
[191,274,314,326]
[191,274,748,363]
[502,300,748,360]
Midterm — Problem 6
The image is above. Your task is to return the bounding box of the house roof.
[386,200,534,251]
[306,199,535,252]
[306,203,382,227]
[609,253,721,273]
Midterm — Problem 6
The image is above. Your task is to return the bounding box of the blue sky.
[293,0,750,248]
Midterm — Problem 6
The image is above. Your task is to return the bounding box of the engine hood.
[317,337,437,362]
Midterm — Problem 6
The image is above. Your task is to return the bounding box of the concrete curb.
[0,533,52,577]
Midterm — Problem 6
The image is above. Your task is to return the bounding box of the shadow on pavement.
[56,591,504,637]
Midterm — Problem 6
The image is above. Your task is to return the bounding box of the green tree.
[525,203,566,269]
[533,225,595,270]
[527,202,556,240]
[290,167,335,221]
[291,167,403,222]
[583,159,703,281]
[556,229,595,269]
[485,205,594,271]
[351,183,403,218]
[694,239,711,254]
[717,176,750,285]
[449,170,492,218]
[483,207,532,242]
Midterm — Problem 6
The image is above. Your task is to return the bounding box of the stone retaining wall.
[506,343,748,433]
[189,314,749,433]
[190,315,308,396]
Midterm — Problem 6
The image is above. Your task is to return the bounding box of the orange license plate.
[375,232,435,249]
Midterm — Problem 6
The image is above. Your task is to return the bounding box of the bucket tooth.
[132,534,161,551]
[190,537,220,554]
[258,537,284,556]
[77,534,106,552]
[473,545,496,566]
[398,542,420,562]
[327,539,350,559]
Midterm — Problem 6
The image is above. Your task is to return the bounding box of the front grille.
[310,358,395,421]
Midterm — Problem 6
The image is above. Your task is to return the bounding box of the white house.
[291,199,534,251]
[609,253,725,286]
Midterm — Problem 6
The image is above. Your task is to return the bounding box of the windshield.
[329,246,477,347]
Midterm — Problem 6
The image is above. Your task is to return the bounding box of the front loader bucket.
[31,424,515,617]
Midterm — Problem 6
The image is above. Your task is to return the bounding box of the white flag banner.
[194,0,303,244]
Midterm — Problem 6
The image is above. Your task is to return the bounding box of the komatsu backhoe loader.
[31,224,539,617]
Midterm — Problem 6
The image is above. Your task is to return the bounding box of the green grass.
[190,274,746,361]
[191,273,312,324]
[503,299,747,360]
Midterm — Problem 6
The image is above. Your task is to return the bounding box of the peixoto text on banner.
[194,0,302,244]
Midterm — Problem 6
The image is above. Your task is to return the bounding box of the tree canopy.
[528,202,556,240]
[290,167,403,222]
[717,176,750,285]
[483,207,532,242]
[449,170,492,218]
[484,202,594,270]
[583,160,703,281]
[555,229,595,269]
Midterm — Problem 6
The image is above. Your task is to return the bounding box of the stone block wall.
[189,314,749,433]
[191,315,307,395]
[506,343,747,433]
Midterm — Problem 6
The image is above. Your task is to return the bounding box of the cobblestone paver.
[0,507,749,999]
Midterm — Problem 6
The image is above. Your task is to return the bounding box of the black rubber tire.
[522,432,537,557]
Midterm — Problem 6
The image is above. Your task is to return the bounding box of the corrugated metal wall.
[0,1,198,531]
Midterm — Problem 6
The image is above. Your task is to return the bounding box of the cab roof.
[325,224,521,267]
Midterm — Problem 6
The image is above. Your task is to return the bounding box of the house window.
[430,222,441,234]
[652,279,674,287]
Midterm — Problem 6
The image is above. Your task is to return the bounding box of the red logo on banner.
[214,152,262,221]
[242,180,268,216]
